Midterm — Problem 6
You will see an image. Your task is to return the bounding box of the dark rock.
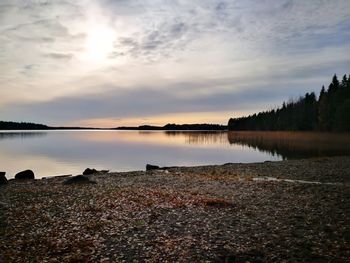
[83,168,110,175]
[63,175,96,185]
[146,164,160,171]
[0,172,8,185]
[146,164,178,171]
[15,170,35,180]
[83,168,98,175]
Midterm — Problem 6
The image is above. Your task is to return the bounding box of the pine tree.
[318,85,330,130]
[334,74,350,131]
[228,74,350,131]
[341,74,347,87]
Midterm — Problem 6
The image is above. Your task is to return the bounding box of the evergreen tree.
[228,74,350,132]
[328,74,339,94]
[334,74,350,131]
[318,85,330,130]
[341,74,347,87]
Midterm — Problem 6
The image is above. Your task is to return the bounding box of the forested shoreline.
[0,121,49,130]
[228,74,350,131]
[0,121,97,130]
[115,124,227,130]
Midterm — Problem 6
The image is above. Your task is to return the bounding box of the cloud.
[1,64,338,126]
[44,53,74,60]
[0,0,349,125]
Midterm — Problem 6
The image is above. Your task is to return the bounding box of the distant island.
[0,121,50,130]
[0,121,100,130]
[229,74,350,132]
[115,123,227,131]
[0,121,227,131]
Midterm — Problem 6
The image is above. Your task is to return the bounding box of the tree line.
[0,121,49,130]
[0,121,97,130]
[115,123,227,130]
[228,74,350,131]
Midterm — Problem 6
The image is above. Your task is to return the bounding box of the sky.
[0,0,349,127]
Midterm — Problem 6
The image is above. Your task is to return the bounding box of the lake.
[1,130,350,179]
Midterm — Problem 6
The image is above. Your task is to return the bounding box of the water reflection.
[0,130,349,179]
[227,131,350,159]
[165,131,228,145]
[0,131,47,140]
[78,130,229,148]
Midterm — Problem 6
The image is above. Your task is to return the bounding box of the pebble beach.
[0,156,349,262]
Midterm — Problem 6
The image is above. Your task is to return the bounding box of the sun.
[84,25,115,61]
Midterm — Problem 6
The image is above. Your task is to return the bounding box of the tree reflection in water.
[165,131,228,145]
[227,131,350,159]
[0,132,47,141]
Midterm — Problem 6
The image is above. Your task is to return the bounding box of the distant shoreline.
[0,121,227,131]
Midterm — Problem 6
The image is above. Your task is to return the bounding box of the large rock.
[0,172,8,185]
[15,170,35,180]
[63,175,96,185]
[83,168,109,175]
[146,164,160,171]
[83,168,98,175]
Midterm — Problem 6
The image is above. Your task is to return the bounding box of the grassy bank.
[1,156,349,262]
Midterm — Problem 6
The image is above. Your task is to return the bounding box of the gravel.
[0,156,349,262]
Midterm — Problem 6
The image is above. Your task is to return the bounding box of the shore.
[1,156,349,262]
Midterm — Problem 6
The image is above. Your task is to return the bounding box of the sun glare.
[84,26,115,61]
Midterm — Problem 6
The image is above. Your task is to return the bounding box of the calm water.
[1,130,350,179]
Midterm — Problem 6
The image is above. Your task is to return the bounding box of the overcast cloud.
[0,0,349,126]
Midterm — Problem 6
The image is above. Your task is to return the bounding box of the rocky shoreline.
[0,156,349,262]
